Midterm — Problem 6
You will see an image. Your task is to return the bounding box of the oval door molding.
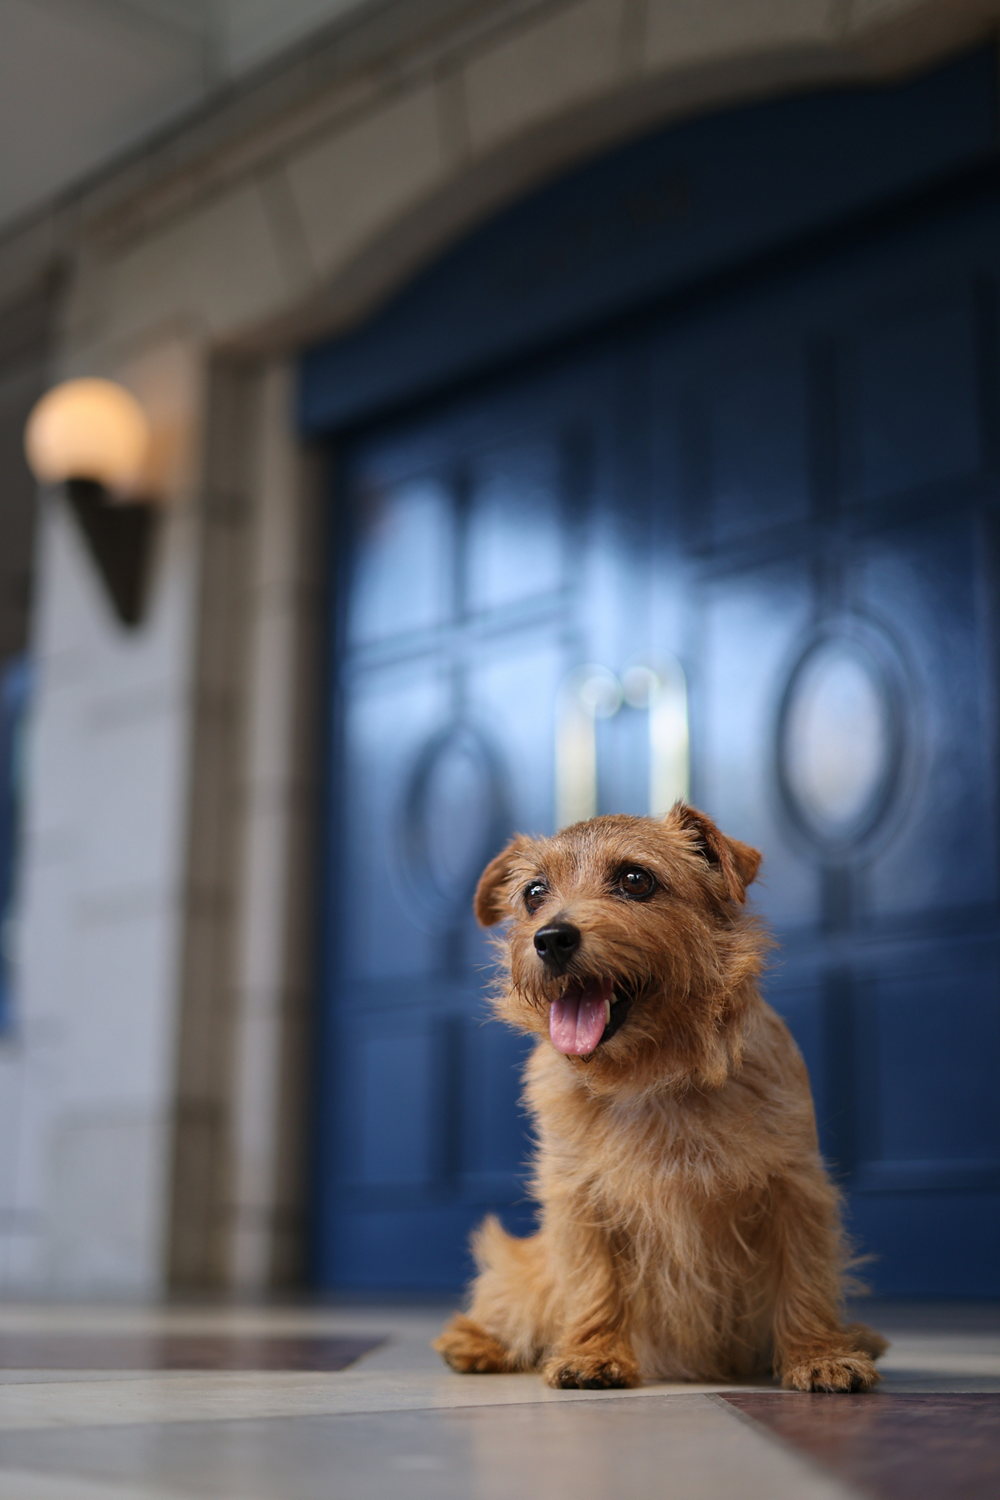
[397,719,511,932]
[777,618,910,854]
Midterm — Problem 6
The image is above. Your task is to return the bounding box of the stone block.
[117,333,207,505]
[0,1227,45,1288]
[644,0,834,72]
[47,1110,167,1292]
[20,667,89,851]
[92,183,290,347]
[13,835,77,1031]
[849,0,926,28]
[77,693,188,907]
[246,599,299,791]
[60,910,177,1111]
[237,798,293,1003]
[286,84,445,278]
[31,499,109,668]
[464,0,626,155]
[0,1049,22,1209]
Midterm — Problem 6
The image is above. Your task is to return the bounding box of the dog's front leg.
[768,1173,883,1393]
[542,1213,639,1389]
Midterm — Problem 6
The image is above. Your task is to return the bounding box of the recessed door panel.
[348,476,453,644]
[355,1029,440,1189]
[696,562,822,932]
[858,516,997,917]
[339,668,451,982]
[853,947,1000,1189]
[460,1025,534,1197]
[467,441,568,610]
[849,291,983,503]
[473,639,564,833]
[698,350,813,546]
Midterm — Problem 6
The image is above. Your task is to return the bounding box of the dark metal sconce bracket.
[64,479,158,628]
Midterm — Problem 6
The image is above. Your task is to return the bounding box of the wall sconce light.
[24,378,157,628]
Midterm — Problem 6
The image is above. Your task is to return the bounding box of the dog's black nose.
[533,921,581,973]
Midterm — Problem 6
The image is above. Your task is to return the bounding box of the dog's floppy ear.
[670,803,761,903]
[474,839,527,926]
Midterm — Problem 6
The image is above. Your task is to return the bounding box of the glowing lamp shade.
[24,378,150,498]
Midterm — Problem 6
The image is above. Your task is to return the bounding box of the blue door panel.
[858,515,996,918]
[459,1026,534,1196]
[329,1208,486,1291]
[853,946,1000,1187]
[847,1194,1000,1299]
[850,290,984,502]
[693,559,821,931]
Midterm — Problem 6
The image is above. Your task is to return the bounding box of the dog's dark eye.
[524,880,548,914]
[617,866,655,900]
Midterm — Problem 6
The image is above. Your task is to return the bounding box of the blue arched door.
[308,50,1000,1294]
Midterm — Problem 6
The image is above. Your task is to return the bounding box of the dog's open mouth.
[548,980,632,1057]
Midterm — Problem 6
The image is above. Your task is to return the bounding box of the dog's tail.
[468,1214,552,1368]
[470,1213,552,1315]
[471,1213,525,1274]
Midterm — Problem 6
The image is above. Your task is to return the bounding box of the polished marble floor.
[0,1301,996,1499]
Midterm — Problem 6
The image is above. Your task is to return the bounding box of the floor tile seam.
[0,1368,394,1382]
[0,1374,770,1402]
[0,1323,444,1341]
[0,1374,180,1387]
[0,1372,766,1394]
[0,1388,705,1424]
[0,1467,189,1500]
[0,1327,419,1339]
[708,1395,870,1500]
[0,1310,454,1323]
[0,1363,431,1385]
[0,1387,739,1436]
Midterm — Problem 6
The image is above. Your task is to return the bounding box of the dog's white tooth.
[604,1000,611,1025]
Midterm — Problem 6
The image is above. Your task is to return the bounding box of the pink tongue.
[549,984,613,1056]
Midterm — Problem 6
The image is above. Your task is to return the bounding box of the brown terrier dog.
[434,805,885,1391]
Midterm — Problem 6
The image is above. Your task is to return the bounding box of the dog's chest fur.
[524,1003,818,1378]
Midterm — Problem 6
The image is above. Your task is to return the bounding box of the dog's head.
[475,804,766,1093]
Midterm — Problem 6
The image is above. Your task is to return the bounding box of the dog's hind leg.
[433,1313,523,1373]
[434,1216,552,1374]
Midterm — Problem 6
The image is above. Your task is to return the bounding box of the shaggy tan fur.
[434,805,886,1391]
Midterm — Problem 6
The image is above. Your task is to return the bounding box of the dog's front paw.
[543,1349,641,1389]
[782,1351,880,1393]
[433,1314,518,1374]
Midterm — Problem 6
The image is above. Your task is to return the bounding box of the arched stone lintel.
[230,0,1000,359]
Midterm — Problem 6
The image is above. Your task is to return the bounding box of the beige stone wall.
[0,0,996,1292]
[3,332,204,1290]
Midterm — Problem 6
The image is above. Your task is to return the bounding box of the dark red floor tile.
[722,1392,1000,1500]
